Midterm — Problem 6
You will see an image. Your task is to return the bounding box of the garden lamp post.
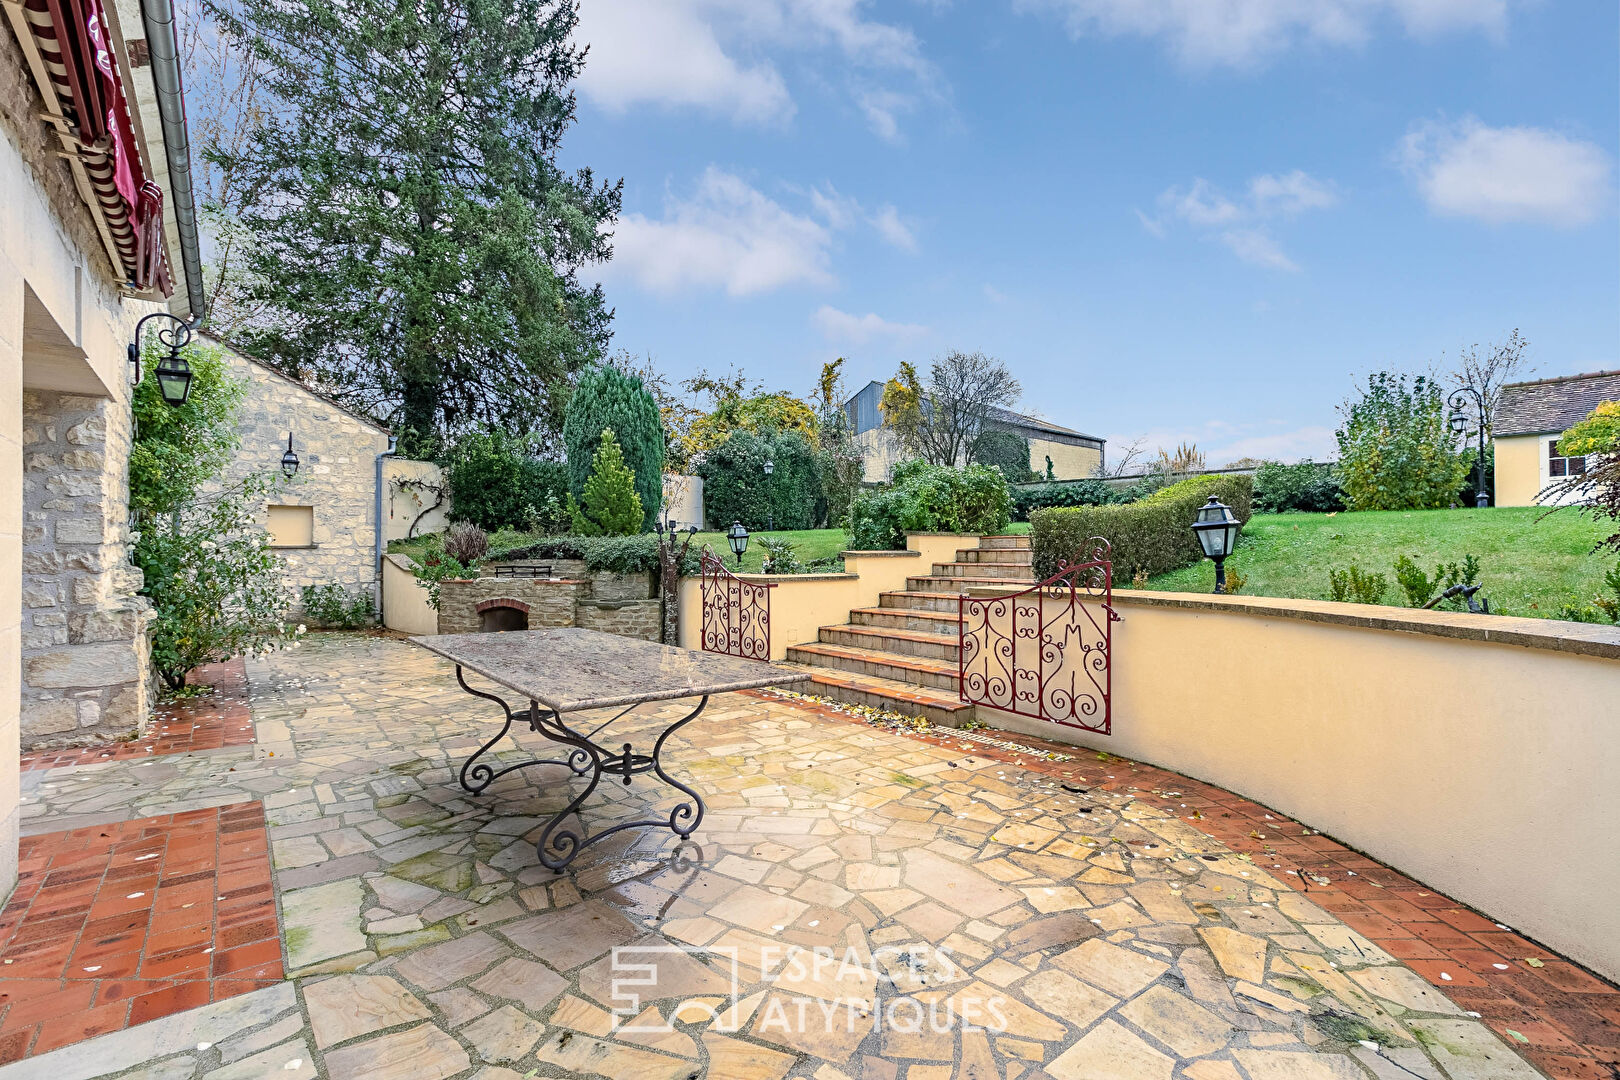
[281,432,300,479]
[1448,386,1490,508]
[128,311,194,407]
[726,521,750,566]
[1191,495,1242,594]
[762,458,775,531]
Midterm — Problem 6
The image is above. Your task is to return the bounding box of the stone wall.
[206,336,393,616]
[574,599,661,642]
[20,389,153,743]
[437,578,584,636]
[479,559,654,602]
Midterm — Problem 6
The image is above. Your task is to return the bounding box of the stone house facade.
[3,0,208,902]
[202,335,397,618]
[438,560,660,641]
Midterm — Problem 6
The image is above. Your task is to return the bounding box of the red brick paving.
[0,802,280,1063]
[751,690,1620,1075]
[21,659,255,772]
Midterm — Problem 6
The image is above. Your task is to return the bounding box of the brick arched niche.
[474,597,530,633]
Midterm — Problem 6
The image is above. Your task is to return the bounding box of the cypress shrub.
[1031,474,1253,579]
[563,365,664,531]
[569,429,644,536]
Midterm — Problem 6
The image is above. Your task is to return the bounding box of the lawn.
[1144,506,1617,619]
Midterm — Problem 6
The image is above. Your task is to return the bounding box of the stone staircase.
[783,535,1034,726]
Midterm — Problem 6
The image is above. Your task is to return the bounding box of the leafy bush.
[758,536,803,574]
[1549,401,1620,554]
[1328,565,1388,605]
[301,583,375,629]
[1252,461,1344,513]
[848,461,1012,550]
[569,429,643,536]
[485,533,679,576]
[129,339,246,516]
[1393,553,1481,608]
[563,365,664,531]
[697,429,821,531]
[970,429,1035,482]
[444,428,568,532]
[1030,475,1253,579]
[136,475,302,689]
[443,521,490,564]
[411,534,472,611]
[1335,372,1471,511]
[1011,479,1127,520]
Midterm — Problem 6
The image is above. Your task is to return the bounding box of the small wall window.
[267,505,315,547]
[1548,440,1587,478]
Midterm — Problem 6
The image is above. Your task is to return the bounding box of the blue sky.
[562,1,1617,466]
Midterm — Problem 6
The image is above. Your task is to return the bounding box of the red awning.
[21,0,172,295]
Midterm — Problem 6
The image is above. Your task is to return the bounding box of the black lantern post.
[762,458,775,531]
[1191,496,1242,594]
[129,311,194,406]
[281,432,300,479]
[1448,386,1490,508]
[726,521,750,566]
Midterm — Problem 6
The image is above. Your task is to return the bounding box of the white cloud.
[1220,228,1297,271]
[869,204,917,250]
[574,1,792,124]
[813,305,929,344]
[1152,170,1335,270]
[983,284,1009,303]
[1398,117,1613,227]
[1249,170,1337,216]
[610,168,835,296]
[1017,0,1507,68]
[574,0,938,135]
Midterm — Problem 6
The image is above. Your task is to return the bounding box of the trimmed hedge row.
[1031,474,1253,579]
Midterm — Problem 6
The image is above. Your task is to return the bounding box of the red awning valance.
[19,0,172,295]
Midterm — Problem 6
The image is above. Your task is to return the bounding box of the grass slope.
[1145,507,1615,619]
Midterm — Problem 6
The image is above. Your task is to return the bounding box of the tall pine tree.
[207,0,621,455]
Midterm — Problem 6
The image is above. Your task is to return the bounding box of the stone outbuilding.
[202,334,405,618]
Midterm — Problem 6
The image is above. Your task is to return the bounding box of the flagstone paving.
[0,632,1610,1078]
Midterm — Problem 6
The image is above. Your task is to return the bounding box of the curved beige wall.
[381,554,438,636]
[975,592,1620,981]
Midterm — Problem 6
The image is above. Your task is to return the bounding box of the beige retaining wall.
[676,533,967,659]
[967,587,1620,982]
[380,554,437,636]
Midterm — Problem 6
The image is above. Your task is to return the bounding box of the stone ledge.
[964,584,1620,661]
[728,573,857,584]
[842,549,921,558]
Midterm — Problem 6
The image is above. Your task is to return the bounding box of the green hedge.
[1010,478,1129,520]
[1031,474,1253,579]
[848,460,1012,550]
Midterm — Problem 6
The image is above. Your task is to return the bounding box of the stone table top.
[409,628,810,713]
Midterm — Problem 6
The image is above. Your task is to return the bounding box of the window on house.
[1548,440,1587,478]
[266,505,315,547]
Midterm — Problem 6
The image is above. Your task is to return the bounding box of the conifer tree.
[207,0,621,455]
[569,429,643,536]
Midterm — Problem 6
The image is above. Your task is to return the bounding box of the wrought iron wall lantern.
[726,521,749,565]
[281,432,300,479]
[1191,495,1242,594]
[128,311,194,406]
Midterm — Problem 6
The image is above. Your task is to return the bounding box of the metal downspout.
[137,0,206,319]
[375,436,398,612]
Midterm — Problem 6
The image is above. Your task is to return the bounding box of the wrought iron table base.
[452,666,708,871]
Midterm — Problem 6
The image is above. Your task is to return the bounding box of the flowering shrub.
[136,474,303,689]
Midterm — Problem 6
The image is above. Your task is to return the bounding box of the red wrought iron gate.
[698,548,774,660]
[958,538,1118,734]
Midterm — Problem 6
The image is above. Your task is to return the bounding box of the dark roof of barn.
[1494,370,1620,437]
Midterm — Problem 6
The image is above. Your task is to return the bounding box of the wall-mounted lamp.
[281,432,300,479]
[129,312,194,406]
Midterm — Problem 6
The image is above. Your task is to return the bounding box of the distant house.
[1493,369,1619,507]
[842,380,1105,483]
